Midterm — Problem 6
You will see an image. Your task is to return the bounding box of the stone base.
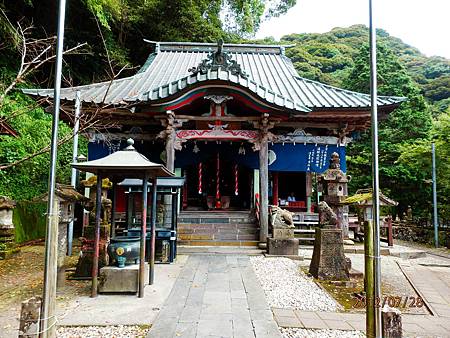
[267,238,299,256]
[273,228,294,239]
[264,253,303,261]
[349,268,364,279]
[309,228,350,281]
[98,263,149,293]
[74,242,108,277]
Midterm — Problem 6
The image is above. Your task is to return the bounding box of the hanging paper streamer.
[234,164,239,196]
[198,162,202,194]
[216,153,221,208]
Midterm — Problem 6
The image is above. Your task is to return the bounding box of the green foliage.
[398,110,450,220]
[281,25,450,111]
[13,201,47,243]
[343,42,432,218]
[280,25,448,219]
[0,92,87,201]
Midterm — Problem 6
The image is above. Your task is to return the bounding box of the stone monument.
[0,196,17,259]
[267,205,299,256]
[309,201,351,280]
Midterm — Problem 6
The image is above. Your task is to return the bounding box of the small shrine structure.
[72,139,173,297]
[24,40,405,246]
[344,189,398,246]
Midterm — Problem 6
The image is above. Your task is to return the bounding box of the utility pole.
[367,0,382,337]
[41,0,67,337]
[67,91,81,256]
[432,143,439,247]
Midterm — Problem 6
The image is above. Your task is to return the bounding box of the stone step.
[178,217,255,224]
[177,239,259,247]
[178,223,257,229]
[178,233,259,241]
[295,237,315,242]
[294,229,316,234]
[177,227,259,235]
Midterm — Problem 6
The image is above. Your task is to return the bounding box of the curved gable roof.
[22,41,405,112]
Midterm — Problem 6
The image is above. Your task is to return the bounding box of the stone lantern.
[319,152,350,238]
[39,184,89,286]
[0,196,17,259]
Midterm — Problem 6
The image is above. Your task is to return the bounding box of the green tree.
[344,43,432,218]
[398,109,450,221]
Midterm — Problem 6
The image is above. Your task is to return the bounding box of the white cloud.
[256,0,450,58]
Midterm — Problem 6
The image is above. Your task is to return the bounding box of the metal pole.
[67,90,81,256]
[364,220,376,337]
[149,178,157,284]
[91,172,103,298]
[139,175,149,297]
[432,143,439,248]
[41,0,67,336]
[369,0,382,336]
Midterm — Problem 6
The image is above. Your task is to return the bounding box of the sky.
[256,0,450,58]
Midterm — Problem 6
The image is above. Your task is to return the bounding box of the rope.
[234,164,239,196]
[198,162,202,195]
[215,153,221,208]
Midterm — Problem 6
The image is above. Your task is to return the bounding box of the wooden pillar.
[182,169,188,210]
[306,172,312,212]
[387,216,393,247]
[91,172,102,298]
[110,183,116,238]
[138,174,149,297]
[259,137,269,243]
[149,177,157,285]
[164,111,176,228]
[272,172,279,206]
[165,132,175,172]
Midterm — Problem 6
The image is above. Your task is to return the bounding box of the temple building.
[24,41,404,246]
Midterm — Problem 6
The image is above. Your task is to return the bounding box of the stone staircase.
[177,211,260,246]
[292,212,319,244]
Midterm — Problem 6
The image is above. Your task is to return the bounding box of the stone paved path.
[147,255,281,338]
[398,262,450,318]
[273,308,450,337]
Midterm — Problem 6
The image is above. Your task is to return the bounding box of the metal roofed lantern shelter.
[72,138,173,298]
[118,177,185,263]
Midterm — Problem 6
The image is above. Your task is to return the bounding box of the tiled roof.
[22,42,405,112]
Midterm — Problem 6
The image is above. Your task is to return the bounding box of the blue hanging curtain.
[89,141,346,173]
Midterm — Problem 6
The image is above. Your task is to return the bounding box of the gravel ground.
[56,325,148,337]
[280,328,365,338]
[250,256,338,311]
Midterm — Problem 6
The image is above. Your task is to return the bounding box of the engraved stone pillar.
[309,228,350,280]
[18,297,42,338]
[382,306,402,338]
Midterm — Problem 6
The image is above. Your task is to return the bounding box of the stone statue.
[329,152,341,169]
[318,201,338,226]
[406,206,413,221]
[270,205,294,229]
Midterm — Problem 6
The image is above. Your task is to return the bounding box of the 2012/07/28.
[353,296,424,308]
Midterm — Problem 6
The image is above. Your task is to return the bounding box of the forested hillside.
[280,25,450,113]
[0,2,448,221]
[276,25,449,220]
